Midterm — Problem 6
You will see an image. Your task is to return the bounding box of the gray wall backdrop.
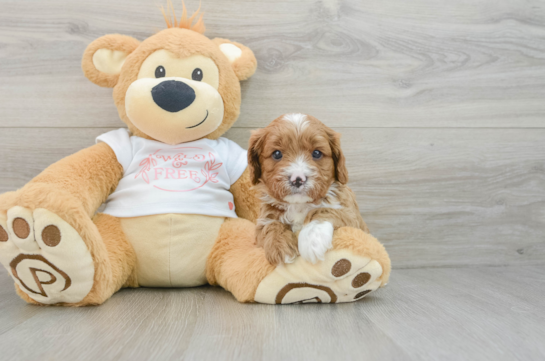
[0,0,544,269]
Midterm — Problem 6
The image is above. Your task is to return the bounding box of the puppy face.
[249,113,348,203]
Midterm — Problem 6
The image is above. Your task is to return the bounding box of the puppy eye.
[312,150,323,159]
[272,150,283,160]
[155,66,166,78]
[192,68,203,81]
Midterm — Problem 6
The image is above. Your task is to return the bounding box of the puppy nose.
[292,177,306,188]
[151,80,196,113]
[290,173,307,188]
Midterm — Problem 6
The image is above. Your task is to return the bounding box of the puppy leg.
[256,221,298,266]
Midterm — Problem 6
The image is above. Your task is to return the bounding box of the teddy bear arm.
[230,167,260,223]
[27,142,123,216]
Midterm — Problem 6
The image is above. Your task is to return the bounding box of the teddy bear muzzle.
[124,76,224,144]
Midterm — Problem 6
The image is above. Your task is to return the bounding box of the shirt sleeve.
[218,138,248,185]
[96,128,133,174]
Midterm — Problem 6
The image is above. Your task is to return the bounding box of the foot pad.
[0,207,94,305]
[255,249,383,304]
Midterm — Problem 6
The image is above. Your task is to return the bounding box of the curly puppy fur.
[248,114,369,265]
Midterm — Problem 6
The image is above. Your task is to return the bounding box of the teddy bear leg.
[206,218,275,302]
[207,218,391,304]
[254,227,391,304]
[80,213,138,304]
[0,203,136,306]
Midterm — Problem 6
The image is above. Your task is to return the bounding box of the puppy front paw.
[257,223,298,266]
[298,221,334,264]
[263,241,298,266]
[284,253,297,264]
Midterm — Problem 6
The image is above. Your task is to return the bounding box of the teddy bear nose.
[151,80,196,113]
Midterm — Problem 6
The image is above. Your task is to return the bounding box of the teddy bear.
[0,5,391,306]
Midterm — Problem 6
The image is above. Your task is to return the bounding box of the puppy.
[248,113,369,265]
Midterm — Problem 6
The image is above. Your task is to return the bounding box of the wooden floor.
[0,266,544,361]
[1,0,545,360]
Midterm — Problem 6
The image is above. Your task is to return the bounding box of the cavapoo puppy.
[248,113,369,265]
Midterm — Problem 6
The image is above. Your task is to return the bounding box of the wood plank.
[0,266,543,360]
[0,128,105,192]
[365,266,545,361]
[0,127,543,268]
[1,0,545,128]
[0,286,208,361]
[0,270,42,336]
[183,287,411,361]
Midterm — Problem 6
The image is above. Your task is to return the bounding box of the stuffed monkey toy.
[0,6,390,306]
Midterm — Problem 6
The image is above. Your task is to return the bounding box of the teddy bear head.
[82,6,256,145]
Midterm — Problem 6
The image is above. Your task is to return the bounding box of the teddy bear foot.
[254,248,383,304]
[0,206,95,305]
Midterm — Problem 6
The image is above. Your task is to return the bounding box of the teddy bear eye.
[155,66,165,78]
[192,68,203,81]
[272,150,283,160]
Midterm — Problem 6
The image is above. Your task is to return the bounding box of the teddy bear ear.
[82,34,140,88]
[213,38,257,81]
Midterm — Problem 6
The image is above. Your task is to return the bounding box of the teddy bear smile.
[186,110,209,129]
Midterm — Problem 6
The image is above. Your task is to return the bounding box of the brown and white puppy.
[248,113,369,265]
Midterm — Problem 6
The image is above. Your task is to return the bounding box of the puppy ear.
[327,128,349,184]
[213,38,257,81]
[82,34,140,88]
[248,128,266,185]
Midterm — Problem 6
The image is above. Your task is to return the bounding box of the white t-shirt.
[96,129,247,218]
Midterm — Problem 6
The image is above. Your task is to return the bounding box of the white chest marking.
[280,203,312,233]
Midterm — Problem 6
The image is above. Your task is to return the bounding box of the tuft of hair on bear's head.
[160,0,206,34]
